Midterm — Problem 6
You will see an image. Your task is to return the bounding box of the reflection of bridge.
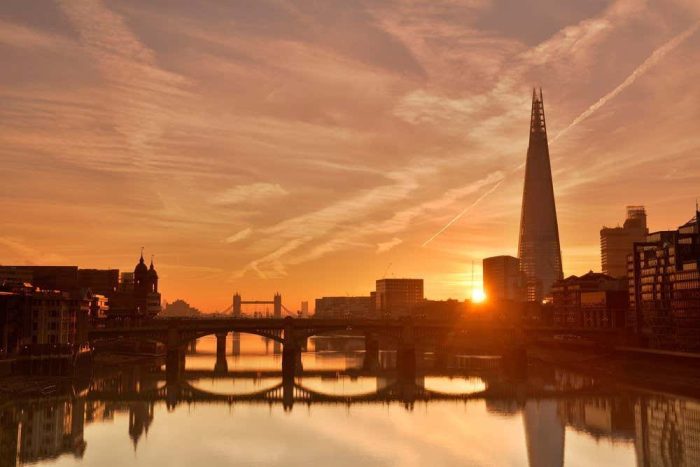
[85,368,612,411]
[89,317,625,383]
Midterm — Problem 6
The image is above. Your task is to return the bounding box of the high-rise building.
[518,88,563,302]
[483,255,523,301]
[628,210,700,351]
[375,278,424,316]
[600,206,648,278]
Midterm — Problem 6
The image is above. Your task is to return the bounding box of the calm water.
[2,333,699,467]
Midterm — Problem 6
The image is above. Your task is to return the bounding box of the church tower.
[518,89,564,301]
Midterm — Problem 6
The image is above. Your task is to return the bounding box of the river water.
[1,333,698,466]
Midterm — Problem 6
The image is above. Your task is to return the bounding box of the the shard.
[518,88,563,301]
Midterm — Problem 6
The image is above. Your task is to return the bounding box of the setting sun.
[471,289,487,304]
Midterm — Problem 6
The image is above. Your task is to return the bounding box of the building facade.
[601,206,648,278]
[314,296,372,319]
[628,211,700,351]
[551,271,627,328]
[483,255,523,302]
[518,89,564,302]
[375,279,424,316]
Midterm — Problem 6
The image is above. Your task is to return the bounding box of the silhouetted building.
[375,278,424,316]
[105,253,160,321]
[412,299,466,320]
[315,296,372,318]
[601,206,648,278]
[161,299,201,318]
[551,272,627,328]
[518,89,563,302]
[77,269,119,297]
[0,266,78,292]
[628,210,700,351]
[483,255,523,302]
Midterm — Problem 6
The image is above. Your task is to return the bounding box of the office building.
[628,210,700,350]
[600,206,648,278]
[375,278,424,316]
[483,255,523,301]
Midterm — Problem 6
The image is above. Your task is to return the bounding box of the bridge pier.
[214,333,228,373]
[166,346,184,383]
[501,343,527,379]
[363,334,380,371]
[282,346,303,377]
[397,345,416,382]
[186,339,197,354]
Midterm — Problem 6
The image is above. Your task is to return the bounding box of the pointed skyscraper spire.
[518,88,563,301]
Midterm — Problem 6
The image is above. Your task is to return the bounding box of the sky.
[1,0,699,312]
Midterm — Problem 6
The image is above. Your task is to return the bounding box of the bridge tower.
[233,293,242,317]
[274,293,282,318]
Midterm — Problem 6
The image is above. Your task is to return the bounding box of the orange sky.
[1,0,699,312]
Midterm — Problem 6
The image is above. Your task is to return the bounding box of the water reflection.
[0,334,698,466]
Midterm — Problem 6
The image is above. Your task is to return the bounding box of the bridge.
[89,316,626,382]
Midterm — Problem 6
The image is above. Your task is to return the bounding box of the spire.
[530,87,547,138]
[139,247,145,263]
[150,254,155,269]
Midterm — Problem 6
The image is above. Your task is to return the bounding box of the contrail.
[553,21,700,143]
[422,22,699,246]
[422,177,506,247]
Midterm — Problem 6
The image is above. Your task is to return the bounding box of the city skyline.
[1,1,700,312]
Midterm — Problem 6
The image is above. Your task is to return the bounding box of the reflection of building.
[635,398,700,467]
[315,296,372,318]
[375,279,424,316]
[483,255,523,301]
[518,89,564,302]
[601,206,648,279]
[17,400,86,464]
[559,398,635,442]
[523,400,565,467]
[551,272,627,328]
[628,211,700,350]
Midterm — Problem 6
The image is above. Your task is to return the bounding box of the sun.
[471,289,487,304]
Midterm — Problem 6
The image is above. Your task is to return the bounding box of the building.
[0,266,78,292]
[375,278,424,316]
[0,282,90,361]
[77,269,119,296]
[300,301,309,318]
[628,210,700,351]
[483,256,523,302]
[412,299,466,320]
[600,206,648,278]
[108,254,160,320]
[551,271,627,328]
[518,88,564,302]
[314,296,372,319]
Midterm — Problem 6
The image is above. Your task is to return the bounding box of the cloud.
[225,228,253,244]
[376,237,403,253]
[211,183,288,206]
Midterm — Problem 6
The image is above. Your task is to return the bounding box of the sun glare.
[471,289,486,303]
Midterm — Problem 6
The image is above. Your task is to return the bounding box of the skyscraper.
[518,89,563,302]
